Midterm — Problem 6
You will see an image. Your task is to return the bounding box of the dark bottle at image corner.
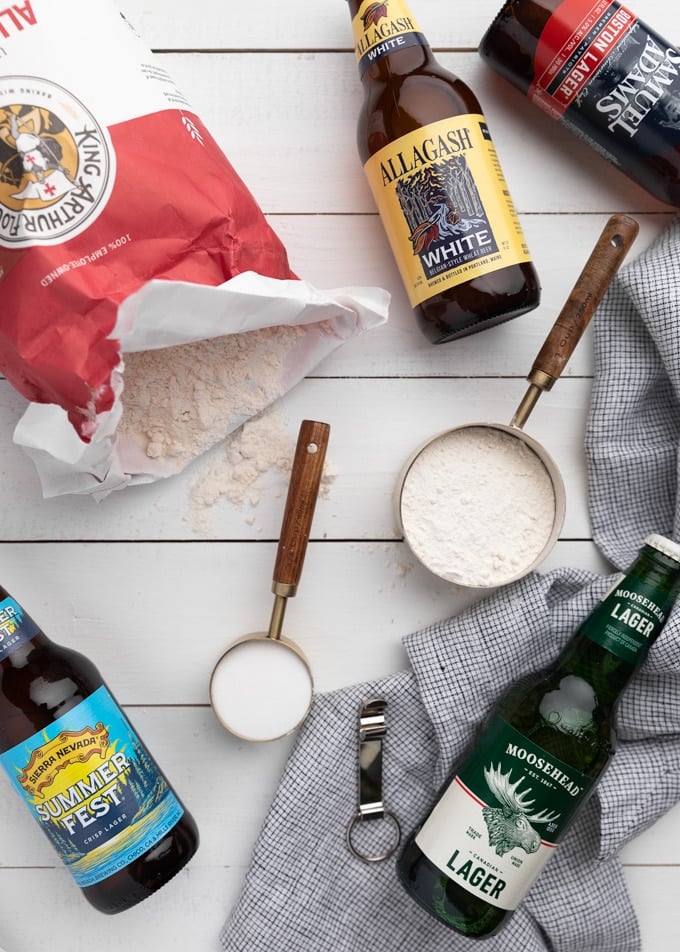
[479,0,680,208]
[345,0,541,345]
[0,583,199,914]
[397,534,680,938]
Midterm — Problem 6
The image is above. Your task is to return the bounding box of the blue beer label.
[0,686,184,886]
[0,596,40,660]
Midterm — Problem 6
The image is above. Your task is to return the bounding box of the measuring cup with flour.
[210,419,329,741]
[397,214,639,588]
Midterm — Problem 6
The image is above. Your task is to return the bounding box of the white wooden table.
[0,1,678,948]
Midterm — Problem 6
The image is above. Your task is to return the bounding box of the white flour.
[117,325,339,530]
[118,324,305,469]
[400,426,556,587]
[189,409,292,507]
[187,409,338,532]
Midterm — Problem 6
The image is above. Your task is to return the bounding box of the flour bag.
[0,0,388,497]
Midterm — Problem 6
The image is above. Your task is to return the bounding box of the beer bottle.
[398,534,680,937]
[479,1,680,207]
[345,0,540,344]
[0,583,199,914]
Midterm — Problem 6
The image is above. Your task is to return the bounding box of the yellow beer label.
[351,0,426,75]
[363,115,532,307]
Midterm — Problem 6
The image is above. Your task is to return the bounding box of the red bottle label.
[529,0,637,118]
[527,0,680,164]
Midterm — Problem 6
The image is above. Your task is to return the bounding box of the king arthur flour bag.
[0,0,388,497]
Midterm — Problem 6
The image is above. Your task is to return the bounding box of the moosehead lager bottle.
[0,582,199,913]
[345,0,541,344]
[397,534,680,937]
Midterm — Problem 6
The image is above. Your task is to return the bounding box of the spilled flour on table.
[189,409,290,532]
[117,325,336,530]
[188,408,338,533]
[361,543,416,591]
[118,324,306,469]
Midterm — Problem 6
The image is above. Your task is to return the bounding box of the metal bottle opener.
[346,697,401,864]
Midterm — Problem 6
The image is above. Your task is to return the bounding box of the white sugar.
[210,639,313,742]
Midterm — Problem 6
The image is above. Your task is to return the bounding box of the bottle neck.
[0,587,47,668]
[346,0,433,83]
[555,544,680,706]
[555,635,635,708]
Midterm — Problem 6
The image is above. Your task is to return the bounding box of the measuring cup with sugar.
[210,419,329,742]
[397,214,639,589]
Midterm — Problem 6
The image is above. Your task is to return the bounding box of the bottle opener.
[346,697,401,864]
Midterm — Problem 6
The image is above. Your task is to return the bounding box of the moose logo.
[481,763,560,856]
[0,76,115,247]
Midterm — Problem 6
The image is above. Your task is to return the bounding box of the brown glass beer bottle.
[345,0,541,344]
[0,583,199,914]
[480,1,680,207]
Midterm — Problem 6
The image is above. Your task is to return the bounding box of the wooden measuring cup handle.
[272,419,330,596]
[528,214,639,390]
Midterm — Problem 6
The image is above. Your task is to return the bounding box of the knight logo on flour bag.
[0,0,388,497]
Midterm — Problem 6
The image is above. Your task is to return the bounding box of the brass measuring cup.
[396,214,639,588]
[209,419,330,741]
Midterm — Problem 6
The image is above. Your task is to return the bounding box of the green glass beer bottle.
[397,534,680,938]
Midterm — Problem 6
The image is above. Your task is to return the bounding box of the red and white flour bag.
[0,0,388,497]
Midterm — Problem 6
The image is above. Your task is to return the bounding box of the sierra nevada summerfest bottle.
[397,533,680,937]
[0,582,199,913]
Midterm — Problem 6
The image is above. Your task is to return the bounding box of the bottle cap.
[644,534,680,564]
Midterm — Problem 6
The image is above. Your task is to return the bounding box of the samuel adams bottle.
[0,583,199,913]
[480,0,680,207]
[345,0,540,344]
[398,534,680,937]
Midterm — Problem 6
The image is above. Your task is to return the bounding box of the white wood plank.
[0,867,239,952]
[0,376,597,539]
[5,685,676,870]
[159,50,672,215]
[119,0,674,54]
[276,211,672,376]
[621,801,680,866]
[0,540,610,707]
[0,864,677,952]
[624,867,680,949]
[0,705,678,951]
[1,213,670,386]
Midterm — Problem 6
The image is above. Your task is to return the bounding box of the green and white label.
[581,572,673,664]
[415,716,593,910]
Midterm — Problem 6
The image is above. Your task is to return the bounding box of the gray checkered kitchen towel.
[220,217,680,952]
